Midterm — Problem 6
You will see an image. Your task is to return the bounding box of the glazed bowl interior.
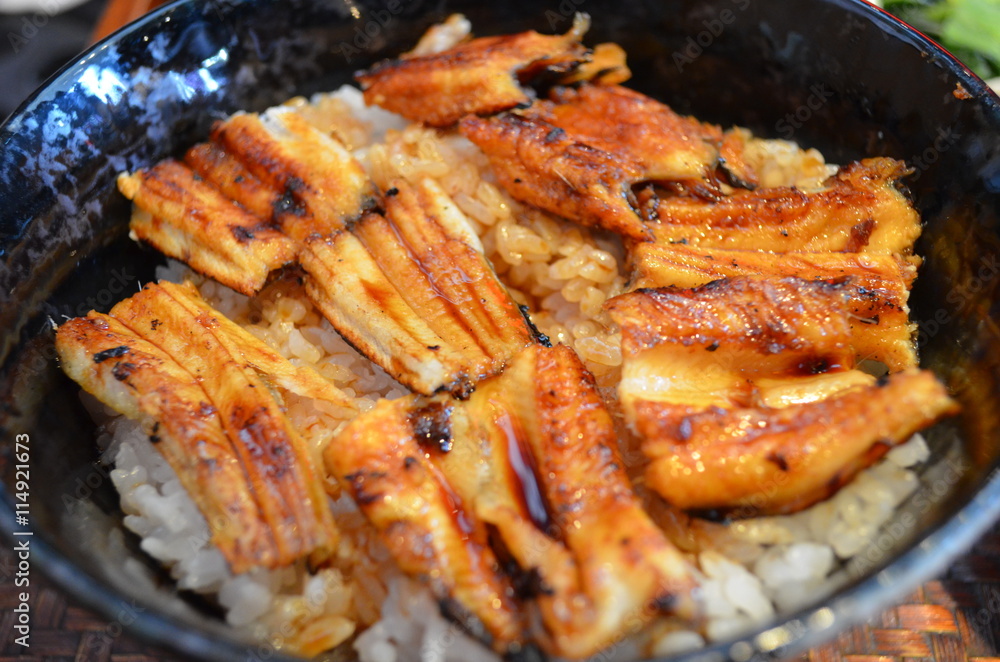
[2,0,1000,660]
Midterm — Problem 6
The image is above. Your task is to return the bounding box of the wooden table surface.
[1,521,999,661]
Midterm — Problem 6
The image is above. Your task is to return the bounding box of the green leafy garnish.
[884,0,1000,79]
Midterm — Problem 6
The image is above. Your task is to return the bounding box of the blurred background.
[0,0,997,121]
[0,0,163,120]
[0,0,103,120]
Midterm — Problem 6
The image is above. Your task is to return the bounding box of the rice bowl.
[2,1,1000,661]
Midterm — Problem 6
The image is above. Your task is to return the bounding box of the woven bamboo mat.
[1,523,998,662]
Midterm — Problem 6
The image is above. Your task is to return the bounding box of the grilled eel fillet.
[324,345,698,659]
[117,160,298,297]
[530,84,723,182]
[402,13,630,84]
[460,113,652,240]
[301,178,539,397]
[635,370,958,515]
[56,281,349,573]
[463,344,699,657]
[627,243,918,370]
[609,278,866,414]
[357,14,593,127]
[118,106,375,295]
[462,105,915,250]
[606,278,959,515]
[643,157,921,253]
[324,394,524,652]
[459,83,725,240]
[123,109,536,396]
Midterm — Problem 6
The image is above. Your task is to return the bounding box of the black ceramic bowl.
[2,1,1000,660]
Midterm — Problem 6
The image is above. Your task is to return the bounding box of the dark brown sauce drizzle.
[409,400,454,453]
[493,406,553,534]
[439,477,477,538]
[405,401,477,536]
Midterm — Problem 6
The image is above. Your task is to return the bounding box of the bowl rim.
[2,1,1000,661]
[0,4,301,659]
